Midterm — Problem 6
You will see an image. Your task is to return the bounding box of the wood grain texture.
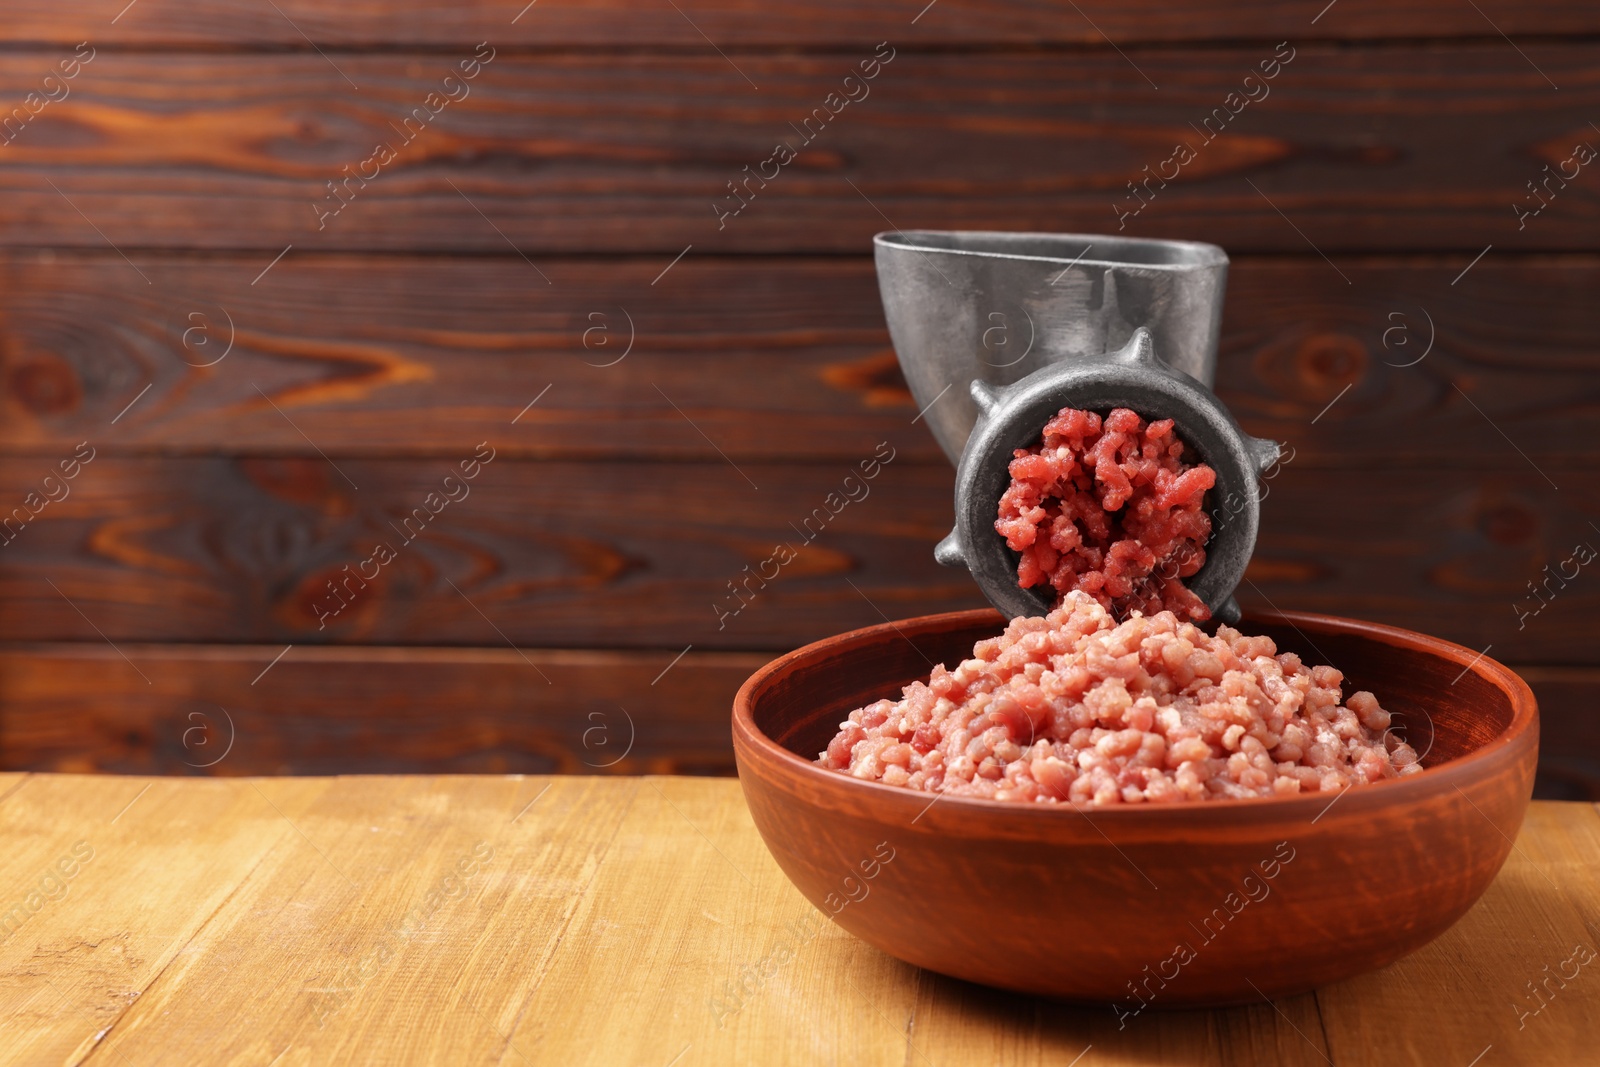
[0,254,917,463]
[1515,667,1600,801]
[0,457,1588,659]
[8,0,1600,47]
[0,775,1593,1065]
[0,455,966,650]
[0,773,331,1064]
[0,643,758,777]
[0,645,1591,797]
[2,253,1598,467]
[0,48,1596,253]
[0,0,1591,815]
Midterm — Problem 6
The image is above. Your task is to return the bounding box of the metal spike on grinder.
[873,230,1281,625]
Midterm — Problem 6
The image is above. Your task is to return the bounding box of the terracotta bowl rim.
[733,606,1538,821]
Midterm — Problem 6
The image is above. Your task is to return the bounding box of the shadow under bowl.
[732,608,1538,1008]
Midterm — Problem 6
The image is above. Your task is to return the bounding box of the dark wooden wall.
[2,2,1595,795]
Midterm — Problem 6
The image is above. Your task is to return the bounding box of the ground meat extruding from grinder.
[995,406,1215,621]
[817,591,1423,805]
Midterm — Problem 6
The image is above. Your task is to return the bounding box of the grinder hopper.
[874,230,1279,624]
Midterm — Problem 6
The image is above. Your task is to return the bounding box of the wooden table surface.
[1,773,1594,1066]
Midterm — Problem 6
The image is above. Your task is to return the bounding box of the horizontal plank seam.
[0,643,1596,671]
[3,455,1597,471]
[0,642,774,661]
[11,246,1600,261]
[9,250,1600,266]
[2,35,1600,57]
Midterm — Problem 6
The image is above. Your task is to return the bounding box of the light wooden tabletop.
[0,773,1593,1066]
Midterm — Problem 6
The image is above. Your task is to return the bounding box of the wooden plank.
[0,643,760,777]
[1,777,1593,1065]
[0,774,325,1064]
[1516,667,1600,801]
[495,776,913,1065]
[4,253,1599,467]
[1218,255,1600,469]
[16,775,637,1066]
[1235,468,1593,664]
[7,0,1599,47]
[0,48,1596,253]
[0,454,966,646]
[0,458,1592,660]
[1315,801,1600,1066]
[0,254,921,464]
[0,454,969,650]
[0,646,1592,798]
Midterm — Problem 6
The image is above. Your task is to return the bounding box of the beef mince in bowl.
[817,591,1423,805]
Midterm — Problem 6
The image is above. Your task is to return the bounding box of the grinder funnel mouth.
[875,230,1229,465]
[875,230,1228,271]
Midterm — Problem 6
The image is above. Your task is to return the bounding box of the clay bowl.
[733,608,1537,1007]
